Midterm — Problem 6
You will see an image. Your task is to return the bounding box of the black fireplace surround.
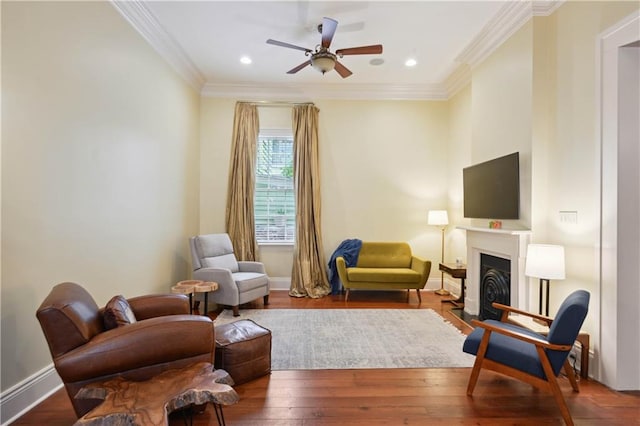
[479,254,511,320]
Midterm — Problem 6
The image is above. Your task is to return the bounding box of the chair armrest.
[410,256,431,285]
[238,261,266,274]
[336,257,350,286]
[193,267,234,284]
[127,294,190,320]
[470,319,571,351]
[193,267,238,302]
[55,315,214,382]
[492,302,553,326]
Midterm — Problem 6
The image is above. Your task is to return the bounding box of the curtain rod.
[242,101,315,108]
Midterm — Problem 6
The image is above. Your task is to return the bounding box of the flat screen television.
[463,152,520,219]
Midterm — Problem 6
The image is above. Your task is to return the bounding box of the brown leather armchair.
[36,282,215,418]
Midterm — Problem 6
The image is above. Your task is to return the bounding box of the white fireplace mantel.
[458,226,532,316]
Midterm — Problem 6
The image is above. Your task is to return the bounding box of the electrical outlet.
[568,346,580,366]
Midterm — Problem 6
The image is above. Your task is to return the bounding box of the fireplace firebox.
[479,254,511,320]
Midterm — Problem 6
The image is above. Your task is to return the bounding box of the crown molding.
[113,0,565,101]
[201,82,449,101]
[532,0,565,16]
[444,63,472,99]
[110,0,205,90]
[455,1,534,69]
[455,0,565,70]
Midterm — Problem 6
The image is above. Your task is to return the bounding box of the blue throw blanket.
[328,239,362,295]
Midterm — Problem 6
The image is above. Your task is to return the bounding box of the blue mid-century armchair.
[462,290,590,426]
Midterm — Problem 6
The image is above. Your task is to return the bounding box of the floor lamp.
[525,244,565,317]
[428,210,449,296]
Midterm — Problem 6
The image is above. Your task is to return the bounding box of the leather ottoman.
[214,319,272,385]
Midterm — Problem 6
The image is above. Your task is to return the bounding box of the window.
[255,130,295,243]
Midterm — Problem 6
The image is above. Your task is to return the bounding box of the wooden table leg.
[442,278,465,307]
[576,333,589,379]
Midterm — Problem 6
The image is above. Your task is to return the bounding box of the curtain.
[225,102,259,261]
[289,104,331,298]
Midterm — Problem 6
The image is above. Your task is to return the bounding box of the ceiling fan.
[266,17,383,78]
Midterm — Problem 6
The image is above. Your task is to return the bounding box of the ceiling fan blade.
[287,60,312,74]
[266,39,312,53]
[334,61,353,78]
[321,17,338,48]
[336,44,383,56]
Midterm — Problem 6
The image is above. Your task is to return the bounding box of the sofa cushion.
[103,295,137,330]
[202,254,239,272]
[356,242,412,268]
[196,234,240,272]
[463,320,551,378]
[347,267,422,284]
[234,272,269,292]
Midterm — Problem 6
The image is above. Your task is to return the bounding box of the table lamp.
[428,210,449,296]
[525,244,565,316]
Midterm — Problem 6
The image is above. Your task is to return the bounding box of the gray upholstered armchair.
[189,233,270,316]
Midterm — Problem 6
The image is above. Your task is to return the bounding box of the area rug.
[214,309,475,370]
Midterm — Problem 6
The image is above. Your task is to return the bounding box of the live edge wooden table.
[439,262,467,308]
[171,280,219,315]
[74,362,239,426]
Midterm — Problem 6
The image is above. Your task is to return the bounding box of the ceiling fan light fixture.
[267,17,381,78]
[311,52,336,74]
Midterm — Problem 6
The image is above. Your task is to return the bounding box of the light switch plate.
[560,211,578,224]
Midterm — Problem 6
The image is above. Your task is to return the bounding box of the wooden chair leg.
[263,294,269,305]
[345,289,350,302]
[467,331,491,396]
[232,306,240,317]
[537,347,574,426]
[416,289,422,304]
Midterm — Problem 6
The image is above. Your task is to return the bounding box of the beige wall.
[540,0,639,381]
[199,98,451,278]
[470,21,534,230]
[1,1,200,394]
[446,84,473,263]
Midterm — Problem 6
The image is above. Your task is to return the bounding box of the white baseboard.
[0,364,62,426]
[269,277,459,295]
[269,276,291,291]
[427,276,462,296]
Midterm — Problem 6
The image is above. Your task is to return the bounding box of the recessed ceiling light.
[240,56,252,65]
[405,58,417,67]
[369,58,385,66]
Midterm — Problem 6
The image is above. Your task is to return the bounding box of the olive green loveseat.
[335,242,431,302]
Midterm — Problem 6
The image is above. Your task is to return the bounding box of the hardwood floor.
[14,290,640,425]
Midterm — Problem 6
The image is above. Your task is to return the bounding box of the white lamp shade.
[525,244,566,279]
[428,210,449,226]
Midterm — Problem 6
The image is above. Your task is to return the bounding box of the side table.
[74,362,238,426]
[439,262,466,308]
[172,280,219,316]
[194,281,218,316]
[171,281,198,314]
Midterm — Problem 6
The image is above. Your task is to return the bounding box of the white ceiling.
[113,1,563,100]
